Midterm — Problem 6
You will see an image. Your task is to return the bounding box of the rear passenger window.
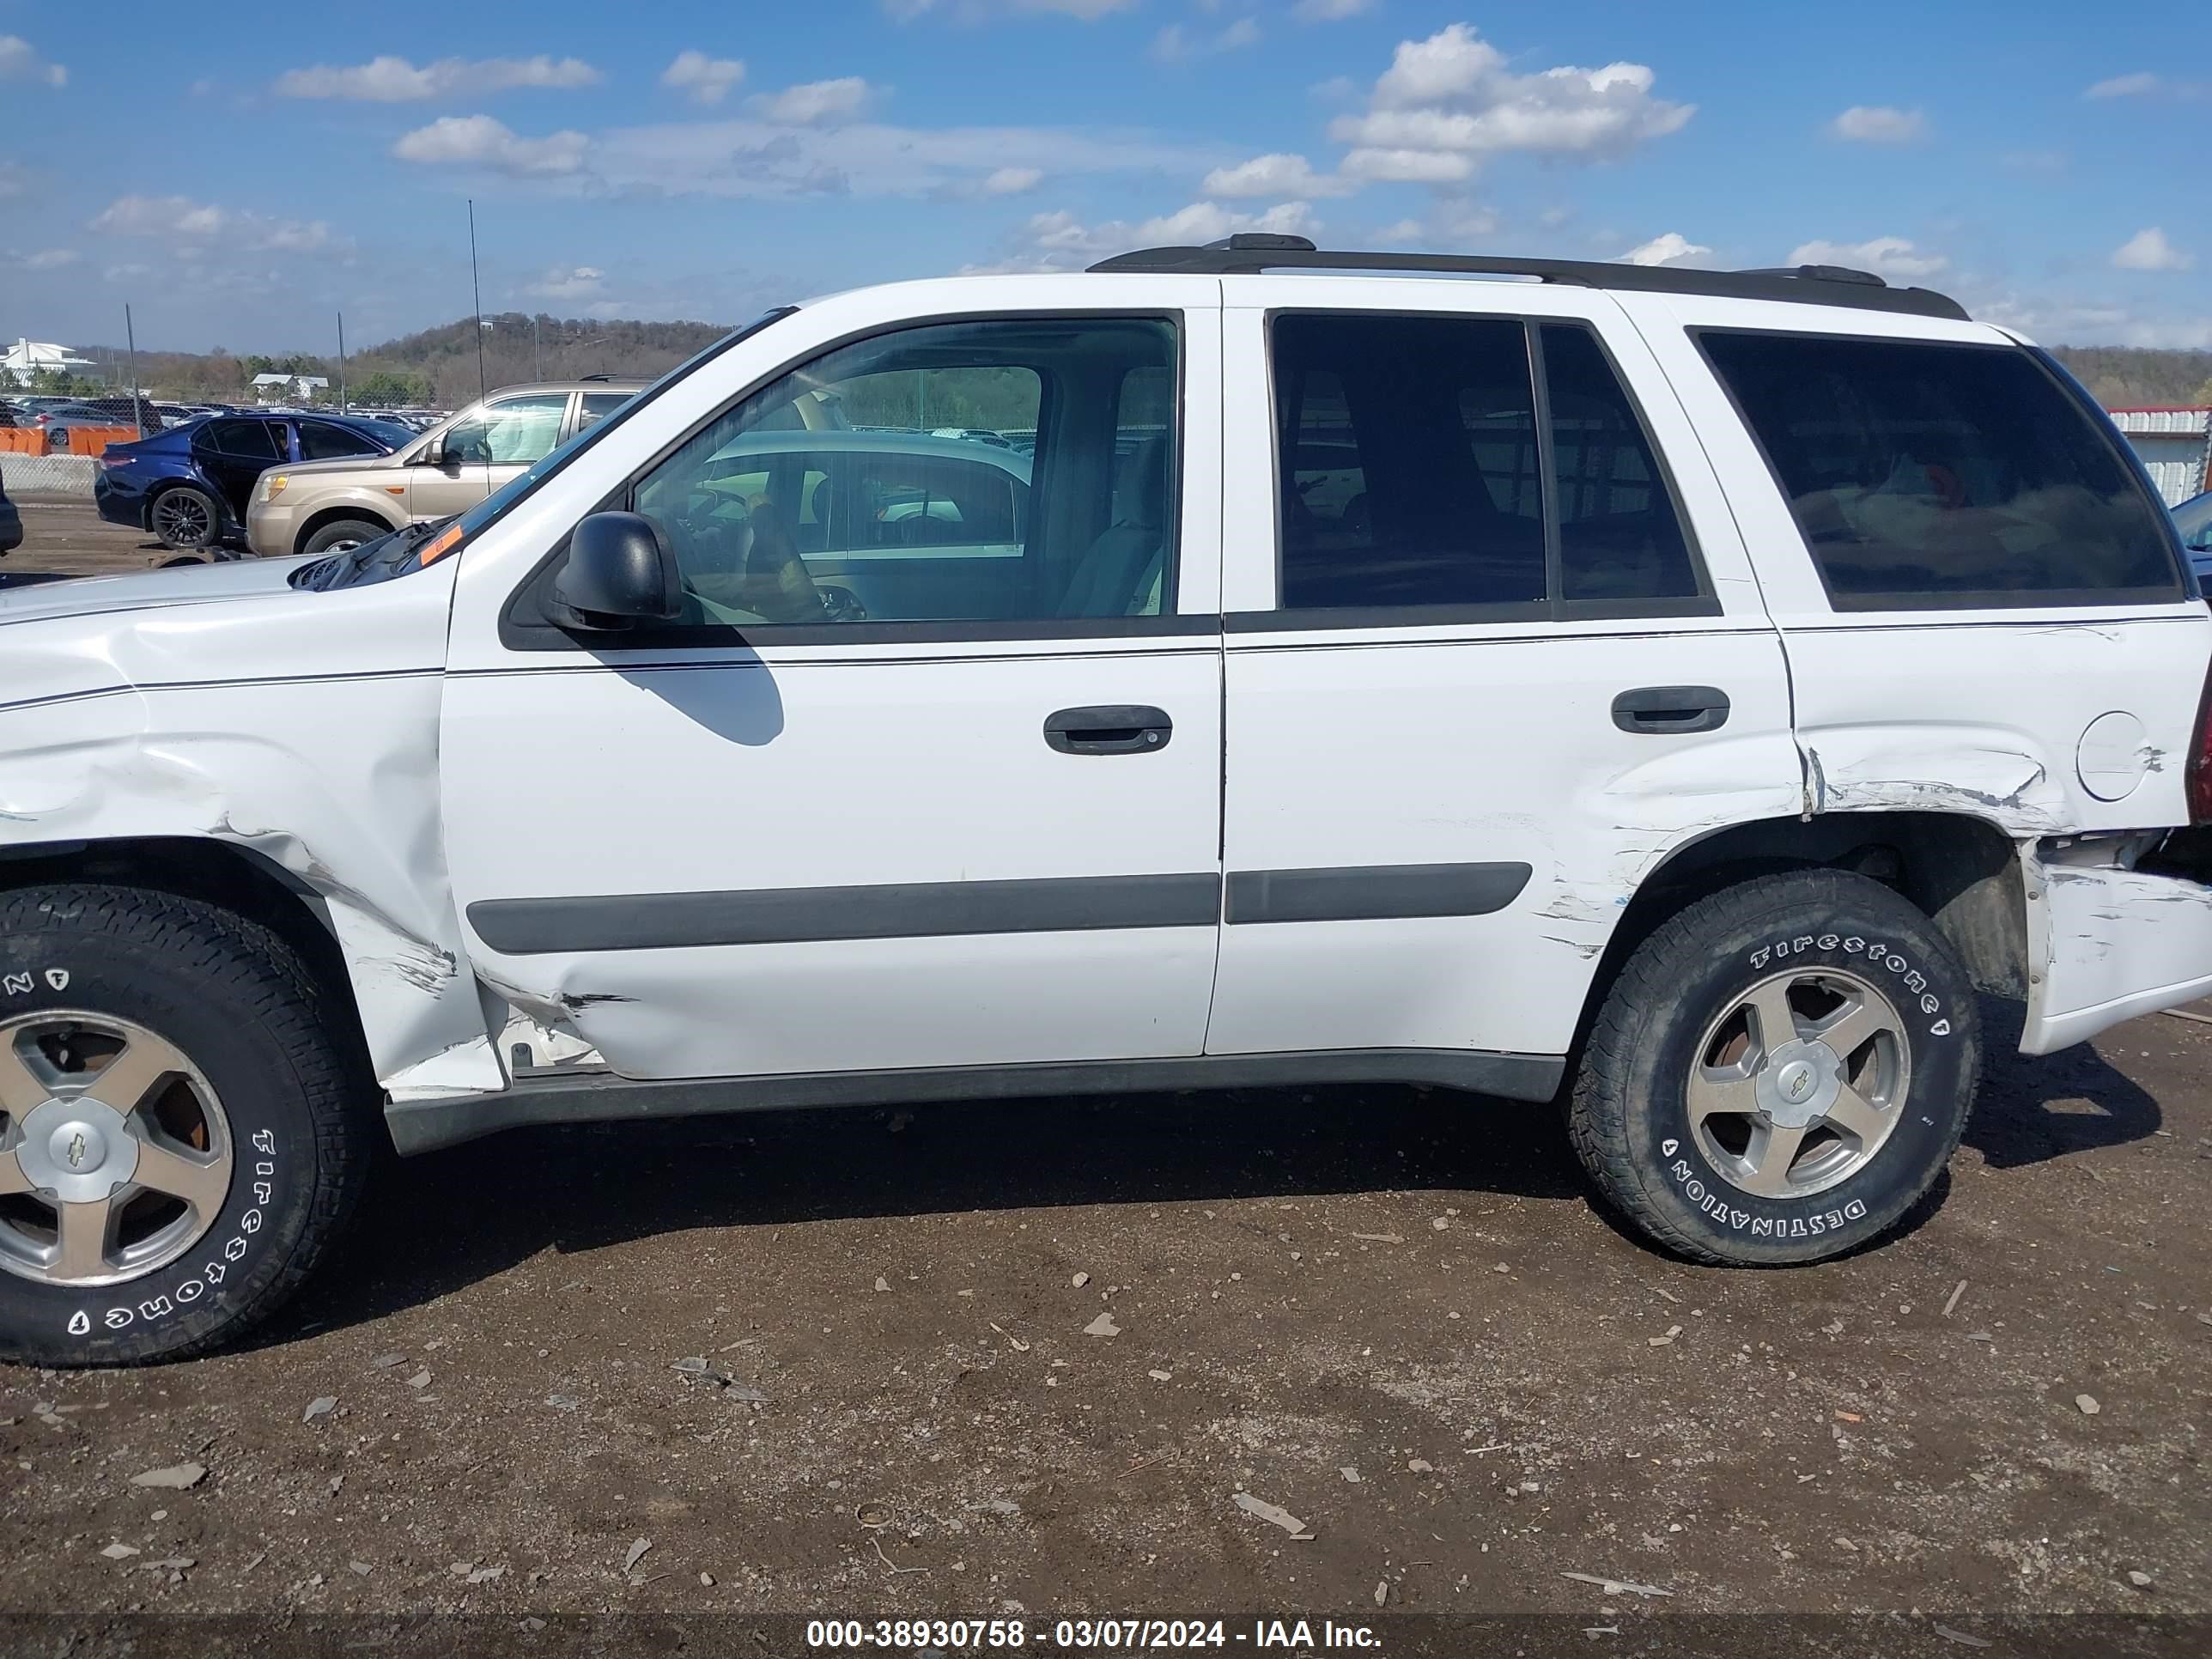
[1541,325,1699,604]
[1700,332,2182,609]
[1270,313,1703,616]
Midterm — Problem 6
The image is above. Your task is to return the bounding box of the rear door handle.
[1612,685,1729,735]
[1043,705,1174,756]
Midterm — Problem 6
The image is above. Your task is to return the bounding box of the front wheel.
[1570,869,1980,1265]
[301,519,390,558]
[0,885,373,1364]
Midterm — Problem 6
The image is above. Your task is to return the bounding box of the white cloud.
[2084,71,2206,100]
[2086,71,2159,99]
[981,166,1042,194]
[530,265,606,300]
[1293,0,1376,19]
[1152,18,1260,61]
[274,54,598,101]
[662,51,744,106]
[89,195,338,255]
[1620,231,1711,266]
[392,115,590,177]
[983,199,1321,271]
[1375,217,1425,244]
[1786,236,1948,279]
[590,118,1219,201]
[750,77,878,125]
[1201,152,1351,198]
[1828,105,1927,143]
[3,247,80,270]
[2111,227,2194,272]
[0,35,66,88]
[1327,23,1692,183]
[0,161,28,199]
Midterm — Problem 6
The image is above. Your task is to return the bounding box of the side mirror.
[418,434,446,467]
[550,512,683,629]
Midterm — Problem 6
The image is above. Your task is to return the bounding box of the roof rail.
[1087,234,1971,322]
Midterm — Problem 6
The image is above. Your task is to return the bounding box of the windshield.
[294,307,798,592]
[356,418,419,450]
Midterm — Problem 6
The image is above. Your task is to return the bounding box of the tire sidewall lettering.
[1748,932,1953,1041]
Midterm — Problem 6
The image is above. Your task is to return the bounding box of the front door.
[438,295,1227,1082]
[409,392,572,521]
[1206,281,1802,1066]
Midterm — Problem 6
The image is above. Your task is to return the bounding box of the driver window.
[631,316,1179,628]
[441,393,568,467]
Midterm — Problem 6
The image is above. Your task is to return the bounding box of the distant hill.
[52,319,2212,414]
[2048,346,2212,409]
[68,313,732,409]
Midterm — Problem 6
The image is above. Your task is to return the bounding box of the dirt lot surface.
[0,500,2207,1655]
[1,497,173,579]
[3,999,2209,1646]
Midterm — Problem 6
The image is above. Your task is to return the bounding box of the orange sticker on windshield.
[419,525,465,566]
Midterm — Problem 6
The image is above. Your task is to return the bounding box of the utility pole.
[124,304,143,432]
[467,199,488,405]
[336,311,348,412]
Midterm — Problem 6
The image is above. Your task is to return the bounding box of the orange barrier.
[64,426,141,457]
[0,429,42,454]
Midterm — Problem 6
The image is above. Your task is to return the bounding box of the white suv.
[2,234,2206,1365]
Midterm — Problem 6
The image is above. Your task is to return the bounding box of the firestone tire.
[0,884,372,1366]
[1569,869,1980,1266]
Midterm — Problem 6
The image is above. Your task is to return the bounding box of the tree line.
[20,319,2212,415]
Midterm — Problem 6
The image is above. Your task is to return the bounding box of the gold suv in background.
[246,380,647,558]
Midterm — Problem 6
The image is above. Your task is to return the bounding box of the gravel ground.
[2,1001,2208,1643]
[1,500,2207,1654]
[0,497,175,578]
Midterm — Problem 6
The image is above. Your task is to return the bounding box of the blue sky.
[2,1,2206,353]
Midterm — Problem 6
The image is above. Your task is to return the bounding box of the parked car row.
[90,381,643,556]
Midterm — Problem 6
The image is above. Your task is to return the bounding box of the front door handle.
[1043,705,1174,756]
[1612,685,1729,735]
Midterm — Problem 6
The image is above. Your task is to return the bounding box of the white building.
[2108,408,2211,507]
[251,372,331,405]
[2,337,99,386]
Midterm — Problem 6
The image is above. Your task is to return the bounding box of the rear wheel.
[149,485,219,551]
[0,884,373,1364]
[301,519,389,558]
[1569,869,1980,1265]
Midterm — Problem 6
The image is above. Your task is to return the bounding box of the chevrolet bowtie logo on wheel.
[65,1132,87,1170]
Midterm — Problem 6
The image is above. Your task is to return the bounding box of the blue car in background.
[94,410,417,555]
[2175,489,2212,589]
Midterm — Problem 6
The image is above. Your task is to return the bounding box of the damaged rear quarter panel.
[0,561,499,1094]
[2023,852,2212,1054]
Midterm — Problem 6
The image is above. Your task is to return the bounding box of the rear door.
[191,417,289,520]
[1206,277,1802,1069]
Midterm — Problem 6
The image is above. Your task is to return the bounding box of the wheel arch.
[0,836,371,1072]
[1577,810,2026,1049]
[294,501,404,556]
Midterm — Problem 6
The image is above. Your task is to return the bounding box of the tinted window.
[631,317,1176,628]
[578,392,630,431]
[1702,332,2180,608]
[1541,325,1698,602]
[1273,313,1545,611]
[441,393,568,466]
[297,420,384,460]
[199,419,281,461]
